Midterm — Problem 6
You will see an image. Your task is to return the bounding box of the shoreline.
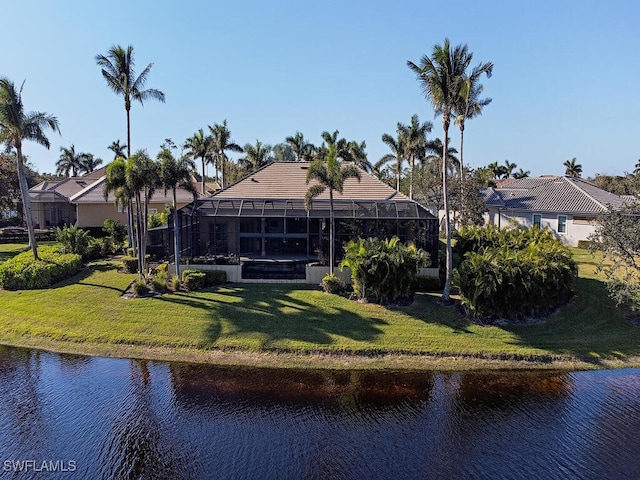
[3,335,640,372]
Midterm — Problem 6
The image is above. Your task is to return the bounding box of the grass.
[1,246,639,371]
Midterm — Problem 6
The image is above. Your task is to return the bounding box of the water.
[1,346,639,479]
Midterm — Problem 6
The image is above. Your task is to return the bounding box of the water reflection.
[0,346,640,479]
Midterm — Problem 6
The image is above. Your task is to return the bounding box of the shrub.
[0,246,82,290]
[340,236,429,303]
[132,279,149,297]
[151,277,168,293]
[322,273,345,294]
[202,269,227,286]
[156,262,169,273]
[170,275,181,291]
[103,219,127,246]
[454,226,578,319]
[121,256,139,273]
[181,269,206,291]
[55,224,92,258]
[413,275,441,292]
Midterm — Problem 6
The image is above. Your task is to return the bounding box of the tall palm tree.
[158,147,197,279]
[56,144,85,177]
[513,168,530,179]
[346,140,372,172]
[104,156,136,254]
[453,62,493,185]
[239,140,273,172]
[305,143,361,275]
[398,114,432,199]
[79,153,103,175]
[209,120,242,189]
[184,128,213,195]
[503,160,517,179]
[285,132,314,162]
[0,78,60,260]
[108,139,127,160]
[408,39,472,302]
[96,45,165,159]
[380,128,406,191]
[564,157,582,177]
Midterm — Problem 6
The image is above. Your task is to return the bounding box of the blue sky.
[3,0,639,178]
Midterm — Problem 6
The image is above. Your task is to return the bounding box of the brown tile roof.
[69,176,200,204]
[211,162,408,201]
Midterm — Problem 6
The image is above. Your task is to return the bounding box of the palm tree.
[184,128,213,195]
[96,45,165,159]
[503,160,517,179]
[564,157,582,177]
[346,140,372,172]
[305,143,361,275]
[285,132,314,162]
[380,128,406,191]
[513,168,530,179]
[398,114,432,199]
[239,140,273,172]
[108,139,127,160]
[158,147,197,279]
[56,144,85,177]
[424,138,459,176]
[408,39,472,302]
[104,156,136,254]
[79,153,103,175]
[209,120,243,189]
[0,78,60,260]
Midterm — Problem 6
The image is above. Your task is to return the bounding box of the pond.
[1,345,639,479]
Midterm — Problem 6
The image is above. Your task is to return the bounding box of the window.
[533,214,542,229]
[558,215,567,234]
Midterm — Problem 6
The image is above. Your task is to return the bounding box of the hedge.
[181,269,227,290]
[0,246,82,290]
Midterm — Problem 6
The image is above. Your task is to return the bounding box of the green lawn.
[0,246,639,369]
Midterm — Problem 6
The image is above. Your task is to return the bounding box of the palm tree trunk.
[135,194,144,278]
[396,156,401,192]
[126,107,131,159]
[16,146,38,260]
[172,189,181,279]
[442,118,453,302]
[409,156,414,200]
[329,189,335,275]
[201,157,206,195]
[127,199,135,252]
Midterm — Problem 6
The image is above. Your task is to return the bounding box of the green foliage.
[55,224,91,258]
[181,269,206,291]
[121,256,139,273]
[151,271,168,293]
[454,225,578,319]
[0,245,82,290]
[103,219,127,247]
[413,275,441,292]
[170,275,181,291]
[340,236,429,303]
[321,273,345,294]
[147,210,168,229]
[202,269,227,286]
[132,279,149,297]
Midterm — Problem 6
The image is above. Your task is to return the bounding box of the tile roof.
[69,176,200,204]
[211,162,409,201]
[486,176,629,214]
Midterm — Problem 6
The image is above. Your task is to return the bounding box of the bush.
[170,275,181,291]
[132,279,149,297]
[413,275,441,292]
[453,226,578,319]
[340,237,429,303]
[322,273,345,294]
[151,277,168,293]
[181,269,206,291]
[202,269,227,286]
[121,256,139,273]
[55,224,92,259]
[0,246,82,290]
[103,219,127,246]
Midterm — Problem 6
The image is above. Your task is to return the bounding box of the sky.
[3,0,639,179]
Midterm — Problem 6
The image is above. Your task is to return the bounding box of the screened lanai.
[173,197,438,267]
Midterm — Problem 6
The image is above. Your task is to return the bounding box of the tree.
[380,128,406,191]
[0,78,60,259]
[398,114,432,199]
[158,146,197,279]
[79,153,103,175]
[305,143,361,275]
[563,157,582,177]
[408,39,471,302]
[96,45,165,159]
[272,143,296,162]
[104,156,136,255]
[239,140,273,172]
[56,144,85,177]
[502,160,517,179]
[513,168,530,179]
[285,132,314,161]
[209,120,242,189]
[108,139,127,160]
[184,128,213,195]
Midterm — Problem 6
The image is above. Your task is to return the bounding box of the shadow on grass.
[504,277,640,364]
[156,284,387,347]
[51,263,129,293]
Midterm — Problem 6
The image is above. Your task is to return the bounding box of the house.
[174,161,439,278]
[482,175,632,246]
[28,166,218,233]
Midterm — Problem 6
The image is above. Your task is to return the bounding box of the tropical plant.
[108,139,127,160]
[56,144,85,177]
[79,153,103,175]
[513,168,530,179]
[55,224,92,258]
[380,128,406,191]
[184,128,213,195]
[340,236,429,303]
[239,140,273,172]
[209,120,243,188]
[272,142,296,162]
[564,157,582,177]
[285,132,314,161]
[502,160,517,179]
[95,44,165,159]
[0,77,60,260]
[408,39,472,301]
[305,143,361,275]
[398,114,432,199]
[103,156,135,252]
[158,146,197,278]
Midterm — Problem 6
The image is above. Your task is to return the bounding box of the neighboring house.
[175,161,439,269]
[29,166,218,231]
[482,175,632,246]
